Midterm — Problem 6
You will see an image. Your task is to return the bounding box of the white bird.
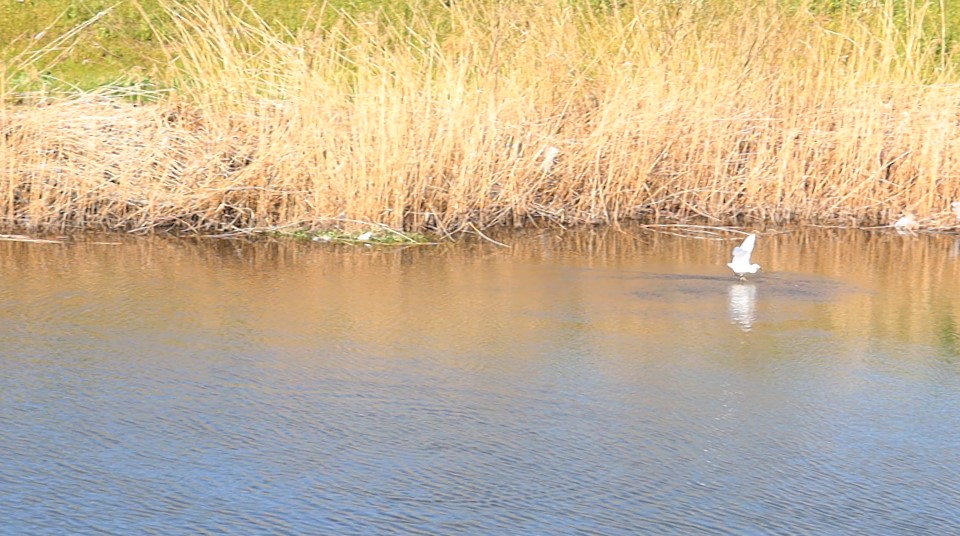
[727,233,761,280]
[540,146,560,174]
[893,213,918,233]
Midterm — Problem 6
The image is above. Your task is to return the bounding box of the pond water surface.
[1,227,959,534]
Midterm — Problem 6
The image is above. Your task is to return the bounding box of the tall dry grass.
[2,0,960,235]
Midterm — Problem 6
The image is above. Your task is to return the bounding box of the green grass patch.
[4,1,960,93]
[275,227,435,245]
[0,0,447,93]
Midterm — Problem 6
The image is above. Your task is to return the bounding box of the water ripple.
[2,232,960,534]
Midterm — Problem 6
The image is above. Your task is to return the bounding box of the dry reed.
[2,0,960,235]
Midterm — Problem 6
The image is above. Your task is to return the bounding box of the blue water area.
[1,231,959,534]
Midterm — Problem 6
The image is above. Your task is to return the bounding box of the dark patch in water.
[631,271,858,303]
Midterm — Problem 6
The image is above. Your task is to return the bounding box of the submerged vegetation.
[277,226,433,245]
[2,0,960,237]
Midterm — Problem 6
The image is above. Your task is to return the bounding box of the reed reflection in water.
[0,227,958,534]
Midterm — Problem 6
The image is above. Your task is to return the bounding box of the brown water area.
[1,227,959,533]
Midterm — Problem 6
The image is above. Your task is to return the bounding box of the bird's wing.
[730,234,756,263]
[731,247,751,264]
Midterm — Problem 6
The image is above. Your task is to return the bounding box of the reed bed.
[2,0,960,236]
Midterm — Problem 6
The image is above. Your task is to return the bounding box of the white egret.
[727,233,760,280]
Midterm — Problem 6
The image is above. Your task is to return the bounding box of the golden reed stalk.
[2,0,959,235]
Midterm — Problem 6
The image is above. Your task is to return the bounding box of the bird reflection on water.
[727,283,757,332]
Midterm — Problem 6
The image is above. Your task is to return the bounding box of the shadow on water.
[631,271,856,301]
[1,226,959,534]
[630,269,862,333]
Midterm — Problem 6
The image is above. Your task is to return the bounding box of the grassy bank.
[0,0,426,92]
[3,0,960,236]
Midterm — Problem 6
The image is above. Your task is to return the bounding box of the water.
[1,228,959,534]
